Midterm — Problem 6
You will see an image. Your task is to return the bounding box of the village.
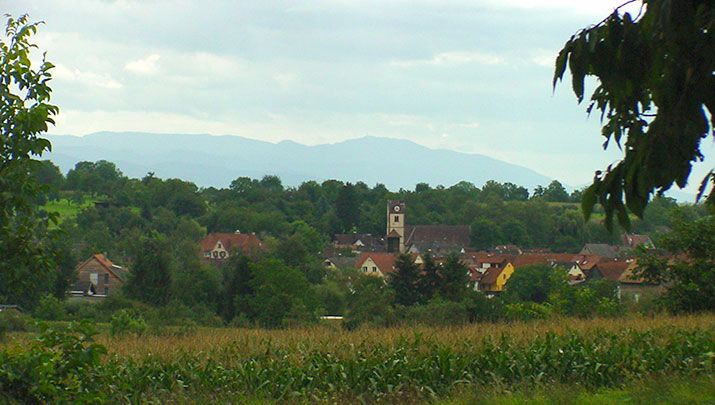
[69,200,662,306]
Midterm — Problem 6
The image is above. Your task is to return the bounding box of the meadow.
[1,313,714,403]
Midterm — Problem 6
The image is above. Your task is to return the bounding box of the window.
[372,266,377,272]
[104,287,109,295]
[363,266,368,272]
[104,274,109,284]
[220,251,226,258]
[213,251,218,258]
[394,216,399,222]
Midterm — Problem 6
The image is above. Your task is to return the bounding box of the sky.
[4,0,714,194]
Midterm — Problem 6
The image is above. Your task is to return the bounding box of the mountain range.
[44,131,560,191]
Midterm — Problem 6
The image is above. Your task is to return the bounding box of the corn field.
[1,314,715,403]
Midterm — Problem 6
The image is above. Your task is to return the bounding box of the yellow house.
[478,261,515,293]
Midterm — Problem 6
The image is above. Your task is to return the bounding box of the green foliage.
[503,264,564,304]
[554,0,715,229]
[437,254,469,302]
[0,15,60,309]
[0,309,29,339]
[0,320,108,403]
[635,214,715,312]
[389,253,422,306]
[110,308,148,337]
[33,295,66,321]
[344,275,395,330]
[125,232,173,306]
[399,298,469,326]
[248,258,313,328]
[5,324,710,402]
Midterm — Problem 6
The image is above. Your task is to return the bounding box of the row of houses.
[336,249,660,301]
[67,231,265,299]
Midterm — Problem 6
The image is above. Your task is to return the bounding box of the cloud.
[52,63,123,89]
[456,121,480,129]
[125,54,160,75]
[391,51,503,67]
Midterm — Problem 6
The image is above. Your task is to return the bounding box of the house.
[580,243,621,259]
[71,254,127,297]
[621,233,655,249]
[386,200,470,254]
[355,252,398,277]
[493,245,522,255]
[475,260,515,294]
[200,231,264,260]
[586,260,631,282]
[617,260,665,302]
[323,255,360,270]
[331,233,385,252]
[560,254,600,284]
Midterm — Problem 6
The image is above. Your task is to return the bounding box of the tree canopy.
[554,0,714,230]
[0,15,60,308]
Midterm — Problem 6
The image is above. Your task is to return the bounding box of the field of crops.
[2,314,715,403]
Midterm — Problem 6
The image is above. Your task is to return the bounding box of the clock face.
[393,205,401,212]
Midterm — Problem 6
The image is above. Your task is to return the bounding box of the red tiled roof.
[356,252,398,276]
[200,232,264,253]
[572,254,601,270]
[617,261,647,284]
[594,261,630,281]
[77,254,126,281]
[480,264,505,285]
[622,233,653,248]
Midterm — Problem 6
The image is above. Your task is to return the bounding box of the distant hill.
[45,132,557,190]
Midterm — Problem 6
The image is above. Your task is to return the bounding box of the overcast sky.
[4,0,713,193]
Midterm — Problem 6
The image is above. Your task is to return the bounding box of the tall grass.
[2,314,714,403]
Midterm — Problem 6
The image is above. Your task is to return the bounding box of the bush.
[0,310,29,339]
[109,309,147,337]
[399,299,469,326]
[0,320,107,403]
[33,295,67,321]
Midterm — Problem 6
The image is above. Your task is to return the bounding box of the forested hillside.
[40,159,701,264]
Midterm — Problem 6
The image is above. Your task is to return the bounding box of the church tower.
[386,200,405,253]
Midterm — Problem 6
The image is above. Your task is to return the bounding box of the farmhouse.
[71,254,127,297]
[355,252,398,277]
[200,232,264,260]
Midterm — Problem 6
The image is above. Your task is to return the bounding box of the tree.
[248,258,312,327]
[389,253,422,306]
[344,274,395,329]
[125,233,173,306]
[470,218,502,250]
[335,183,360,232]
[542,180,569,202]
[503,264,562,304]
[33,160,64,202]
[437,254,469,302]
[634,215,715,312]
[417,253,440,301]
[554,0,715,229]
[0,15,60,308]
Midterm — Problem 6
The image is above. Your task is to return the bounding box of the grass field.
[2,313,714,403]
[41,197,95,222]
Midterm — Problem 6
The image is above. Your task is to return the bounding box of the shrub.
[0,310,29,340]
[0,320,107,403]
[33,295,67,321]
[400,299,469,326]
[109,309,148,337]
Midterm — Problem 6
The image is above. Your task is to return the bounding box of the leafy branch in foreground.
[554,0,714,230]
[0,14,60,308]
